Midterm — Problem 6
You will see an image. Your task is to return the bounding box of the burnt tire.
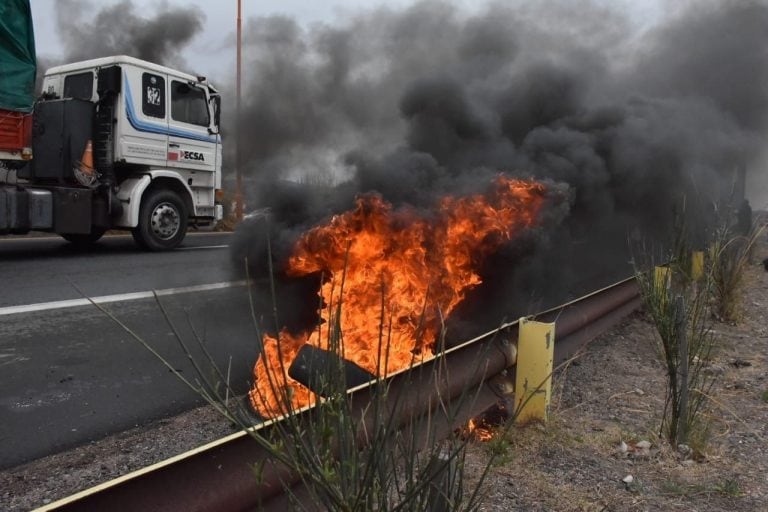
[61,228,107,246]
[132,189,187,251]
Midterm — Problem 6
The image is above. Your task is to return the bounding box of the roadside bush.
[633,211,716,448]
[240,284,491,511]
[90,264,497,511]
[710,221,766,323]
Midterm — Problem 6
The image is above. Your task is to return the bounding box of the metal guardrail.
[40,277,641,512]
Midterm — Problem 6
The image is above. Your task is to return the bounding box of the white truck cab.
[21,55,224,250]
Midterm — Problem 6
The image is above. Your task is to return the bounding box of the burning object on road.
[248,176,551,418]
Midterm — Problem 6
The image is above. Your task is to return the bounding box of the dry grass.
[710,216,766,323]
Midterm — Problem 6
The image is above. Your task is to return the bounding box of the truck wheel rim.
[151,202,181,240]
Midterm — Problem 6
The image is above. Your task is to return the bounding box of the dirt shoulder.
[467,245,768,511]
[0,406,232,510]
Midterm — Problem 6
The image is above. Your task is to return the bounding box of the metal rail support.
[654,265,671,291]
[514,318,555,424]
[691,251,704,281]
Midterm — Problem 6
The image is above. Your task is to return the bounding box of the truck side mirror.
[209,95,221,134]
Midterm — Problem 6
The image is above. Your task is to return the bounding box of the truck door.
[117,68,169,166]
[166,80,217,174]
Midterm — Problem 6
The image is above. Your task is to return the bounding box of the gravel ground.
[1,405,232,511]
[465,239,768,511]
[3,240,767,511]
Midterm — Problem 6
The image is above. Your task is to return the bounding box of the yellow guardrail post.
[654,265,671,308]
[654,265,671,291]
[514,318,555,424]
[691,251,704,281]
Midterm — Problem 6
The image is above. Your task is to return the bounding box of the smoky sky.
[233,1,766,232]
[228,0,768,337]
[53,0,204,68]
[234,0,765,207]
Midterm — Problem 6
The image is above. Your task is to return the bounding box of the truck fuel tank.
[27,189,53,229]
[0,186,53,234]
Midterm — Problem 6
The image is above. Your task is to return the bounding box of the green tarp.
[0,0,36,112]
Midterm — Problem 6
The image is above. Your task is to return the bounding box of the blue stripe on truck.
[124,78,218,143]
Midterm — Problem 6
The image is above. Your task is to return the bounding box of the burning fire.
[463,403,510,442]
[249,177,546,417]
[466,418,495,442]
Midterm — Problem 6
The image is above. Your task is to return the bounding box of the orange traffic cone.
[79,140,94,176]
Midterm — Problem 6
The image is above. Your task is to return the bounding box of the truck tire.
[132,189,187,251]
[61,228,106,246]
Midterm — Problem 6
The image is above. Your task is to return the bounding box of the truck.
[0,0,223,250]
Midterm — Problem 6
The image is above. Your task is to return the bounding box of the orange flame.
[249,177,546,417]
[466,418,495,442]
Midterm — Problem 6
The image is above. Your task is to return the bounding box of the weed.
[633,204,717,449]
[483,431,514,467]
[237,272,495,510]
[660,480,686,496]
[660,480,706,497]
[760,389,768,403]
[618,429,640,445]
[713,478,743,497]
[710,222,766,323]
[624,478,643,495]
[87,254,502,511]
[687,420,712,460]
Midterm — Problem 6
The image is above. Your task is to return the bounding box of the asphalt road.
[0,232,236,307]
[0,232,271,469]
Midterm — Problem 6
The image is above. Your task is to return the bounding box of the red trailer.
[0,0,36,164]
[0,109,33,162]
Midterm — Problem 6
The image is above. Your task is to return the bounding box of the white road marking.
[177,244,229,251]
[0,280,249,317]
[0,232,232,243]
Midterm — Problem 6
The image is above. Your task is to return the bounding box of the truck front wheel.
[132,189,188,251]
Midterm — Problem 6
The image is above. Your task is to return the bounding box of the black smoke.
[35,0,758,376]
[230,0,768,339]
[52,0,204,68]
